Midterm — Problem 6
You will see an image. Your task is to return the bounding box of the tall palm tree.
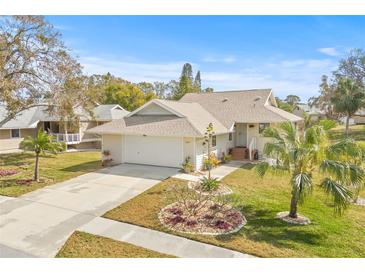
[20,130,64,182]
[331,78,365,136]
[256,122,364,218]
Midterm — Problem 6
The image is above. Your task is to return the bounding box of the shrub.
[214,220,231,230]
[203,153,220,170]
[221,152,232,163]
[186,219,198,227]
[200,176,220,191]
[16,179,33,185]
[59,142,67,152]
[182,157,194,173]
[0,169,18,177]
[167,215,185,226]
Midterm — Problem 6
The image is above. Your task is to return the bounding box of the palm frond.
[280,122,297,145]
[320,178,353,215]
[326,138,363,162]
[291,172,313,204]
[256,162,270,178]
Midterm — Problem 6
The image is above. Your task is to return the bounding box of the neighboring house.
[352,109,365,124]
[0,104,129,152]
[293,103,326,122]
[88,89,302,170]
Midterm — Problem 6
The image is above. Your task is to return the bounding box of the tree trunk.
[289,193,298,218]
[34,152,39,182]
[345,115,350,137]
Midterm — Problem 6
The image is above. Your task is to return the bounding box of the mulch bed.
[159,200,246,235]
[276,211,311,225]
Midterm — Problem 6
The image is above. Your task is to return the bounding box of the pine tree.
[194,71,202,92]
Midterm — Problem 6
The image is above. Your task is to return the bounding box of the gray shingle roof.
[93,104,130,121]
[0,104,128,129]
[180,89,302,127]
[87,90,303,137]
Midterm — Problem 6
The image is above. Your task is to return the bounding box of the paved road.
[0,164,179,257]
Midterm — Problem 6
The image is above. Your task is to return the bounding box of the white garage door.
[125,135,183,168]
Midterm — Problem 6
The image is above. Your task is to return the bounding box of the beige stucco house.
[0,104,129,152]
[88,89,303,170]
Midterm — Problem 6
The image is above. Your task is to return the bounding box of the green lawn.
[56,231,174,258]
[104,164,365,258]
[328,124,365,141]
[0,151,102,197]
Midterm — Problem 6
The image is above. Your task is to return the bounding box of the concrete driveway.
[0,164,179,257]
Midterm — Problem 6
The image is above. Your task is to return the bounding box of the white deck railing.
[248,137,257,161]
[50,133,80,144]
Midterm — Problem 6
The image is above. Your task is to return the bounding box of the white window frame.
[259,123,270,134]
[11,128,21,139]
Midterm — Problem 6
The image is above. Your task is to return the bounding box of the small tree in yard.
[20,130,64,182]
[203,123,215,179]
[256,122,364,220]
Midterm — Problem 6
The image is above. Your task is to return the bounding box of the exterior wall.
[183,137,195,167]
[102,134,124,164]
[353,115,365,124]
[136,104,172,115]
[247,123,273,154]
[0,128,37,151]
[194,133,234,170]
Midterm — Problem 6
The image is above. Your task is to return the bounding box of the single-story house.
[353,109,365,124]
[293,103,326,122]
[0,104,129,152]
[88,89,303,170]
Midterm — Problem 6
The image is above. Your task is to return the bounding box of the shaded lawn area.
[0,151,101,197]
[104,164,365,258]
[328,125,365,141]
[56,231,174,258]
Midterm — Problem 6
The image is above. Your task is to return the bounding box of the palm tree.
[256,122,364,219]
[331,78,365,136]
[20,130,64,182]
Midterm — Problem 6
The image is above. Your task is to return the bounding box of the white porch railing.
[50,133,80,144]
[248,137,257,161]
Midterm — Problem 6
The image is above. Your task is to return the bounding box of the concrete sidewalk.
[79,217,254,258]
[173,160,247,182]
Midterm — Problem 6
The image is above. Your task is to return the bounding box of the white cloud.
[80,56,188,83]
[78,54,336,101]
[317,47,340,57]
[202,55,236,64]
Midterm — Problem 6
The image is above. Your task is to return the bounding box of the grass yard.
[0,151,102,197]
[56,231,174,258]
[104,164,365,258]
[328,124,365,141]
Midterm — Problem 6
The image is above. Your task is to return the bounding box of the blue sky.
[47,16,365,101]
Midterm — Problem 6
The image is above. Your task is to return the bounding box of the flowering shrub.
[203,153,220,170]
[16,179,33,185]
[182,157,194,173]
[186,219,198,227]
[214,220,232,230]
[0,169,18,177]
[167,215,185,226]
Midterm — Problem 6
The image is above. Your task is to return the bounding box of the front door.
[235,123,247,147]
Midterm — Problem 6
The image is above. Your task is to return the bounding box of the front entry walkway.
[172,160,247,182]
[79,217,254,258]
[0,164,179,257]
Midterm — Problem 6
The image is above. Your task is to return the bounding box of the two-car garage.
[102,134,184,168]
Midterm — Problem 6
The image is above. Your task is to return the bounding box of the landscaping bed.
[0,151,102,197]
[56,231,174,258]
[103,164,365,258]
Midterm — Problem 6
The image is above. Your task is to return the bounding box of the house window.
[259,123,270,134]
[212,135,217,147]
[229,132,233,141]
[11,129,20,138]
